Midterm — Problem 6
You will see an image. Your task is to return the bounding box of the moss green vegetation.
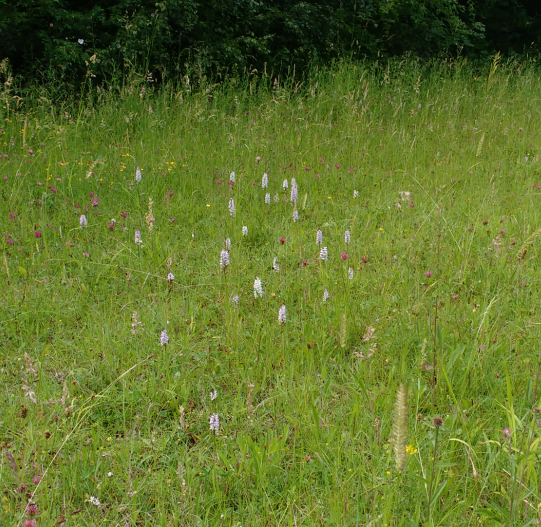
[2,59,541,526]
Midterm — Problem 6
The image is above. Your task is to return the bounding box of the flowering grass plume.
[209,413,220,434]
[220,250,230,269]
[160,329,169,346]
[392,384,408,472]
[254,277,263,298]
[145,197,154,232]
[278,303,286,324]
[339,313,347,348]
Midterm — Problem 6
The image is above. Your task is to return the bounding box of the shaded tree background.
[0,0,539,87]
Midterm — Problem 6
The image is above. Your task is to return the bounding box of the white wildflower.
[265,193,271,204]
[228,198,235,217]
[278,304,286,324]
[262,173,268,188]
[135,167,142,182]
[320,246,328,261]
[220,250,230,269]
[242,225,248,236]
[80,214,87,228]
[254,277,263,298]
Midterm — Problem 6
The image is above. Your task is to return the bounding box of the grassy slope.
[1,59,541,526]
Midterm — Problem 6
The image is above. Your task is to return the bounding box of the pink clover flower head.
[336,164,341,169]
[37,182,42,186]
[255,156,261,163]
[425,271,433,278]
[302,259,307,266]
[27,504,39,515]
[34,231,42,238]
[319,157,324,163]
[502,427,511,438]
[83,252,89,257]
[305,166,310,171]
[89,192,95,197]
[409,201,415,207]
[341,253,348,260]
[280,237,286,244]
[28,149,33,154]
[50,187,56,193]
[160,329,169,346]
[22,521,37,527]
[452,294,458,300]
[9,212,15,220]
[315,174,321,179]
[121,211,127,218]
[361,256,368,264]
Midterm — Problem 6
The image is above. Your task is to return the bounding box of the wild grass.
[2,58,541,526]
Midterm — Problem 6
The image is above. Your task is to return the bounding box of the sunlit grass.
[2,58,541,526]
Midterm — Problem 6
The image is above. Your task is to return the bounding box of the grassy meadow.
[2,58,541,526]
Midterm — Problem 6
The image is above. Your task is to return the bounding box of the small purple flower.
[336,164,341,169]
[83,252,89,257]
[50,187,56,193]
[316,230,322,245]
[280,237,286,244]
[341,253,348,260]
[34,231,42,238]
[425,271,433,278]
[160,329,169,346]
[255,156,261,163]
[502,427,511,438]
[22,521,37,527]
[210,413,220,434]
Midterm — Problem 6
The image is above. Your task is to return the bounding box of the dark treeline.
[1,0,540,88]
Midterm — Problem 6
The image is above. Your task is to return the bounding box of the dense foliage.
[0,0,539,88]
